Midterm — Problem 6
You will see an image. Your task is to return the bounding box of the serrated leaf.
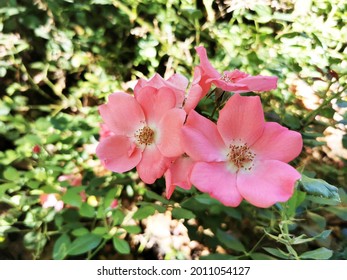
[172,208,196,219]
[132,205,156,220]
[216,229,245,252]
[68,234,102,256]
[53,234,71,260]
[300,247,333,260]
[299,175,340,205]
[113,237,130,254]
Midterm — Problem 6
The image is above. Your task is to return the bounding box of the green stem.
[301,82,346,128]
[87,238,108,260]
[246,233,266,256]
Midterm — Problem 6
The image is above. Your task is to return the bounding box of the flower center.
[220,70,250,83]
[220,74,232,83]
[135,126,154,146]
[227,142,255,171]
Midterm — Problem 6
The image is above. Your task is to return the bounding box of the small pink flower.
[182,94,302,208]
[58,173,82,187]
[110,199,119,209]
[32,145,41,154]
[194,46,278,96]
[165,156,194,199]
[40,194,64,212]
[96,87,186,184]
[134,73,188,108]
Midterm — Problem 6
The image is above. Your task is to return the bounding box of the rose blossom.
[181,94,302,208]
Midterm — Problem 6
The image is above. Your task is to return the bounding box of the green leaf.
[326,206,347,221]
[181,197,207,211]
[0,182,17,196]
[291,230,331,245]
[79,203,95,218]
[62,188,83,208]
[342,134,347,149]
[91,0,113,4]
[194,194,220,205]
[132,205,156,220]
[23,231,46,251]
[145,190,169,204]
[122,225,142,234]
[113,237,130,254]
[300,247,333,260]
[3,167,19,181]
[299,175,340,205]
[68,234,102,256]
[72,227,89,237]
[285,189,306,218]
[263,247,289,259]
[92,227,108,236]
[112,209,125,225]
[53,234,71,260]
[223,207,242,220]
[172,208,196,220]
[250,253,276,260]
[200,254,237,260]
[216,229,245,252]
[307,211,326,228]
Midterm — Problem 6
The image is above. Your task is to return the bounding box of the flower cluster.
[96,46,303,208]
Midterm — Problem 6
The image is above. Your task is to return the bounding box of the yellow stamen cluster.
[220,74,232,83]
[227,143,255,171]
[135,126,154,145]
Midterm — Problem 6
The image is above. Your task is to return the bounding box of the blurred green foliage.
[0,0,346,260]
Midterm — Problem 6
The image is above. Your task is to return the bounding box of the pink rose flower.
[110,199,118,209]
[187,46,278,106]
[134,73,188,108]
[96,88,186,184]
[165,155,194,199]
[32,144,41,154]
[181,94,302,208]
[99,123,114,142]
[58,173,82,187]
